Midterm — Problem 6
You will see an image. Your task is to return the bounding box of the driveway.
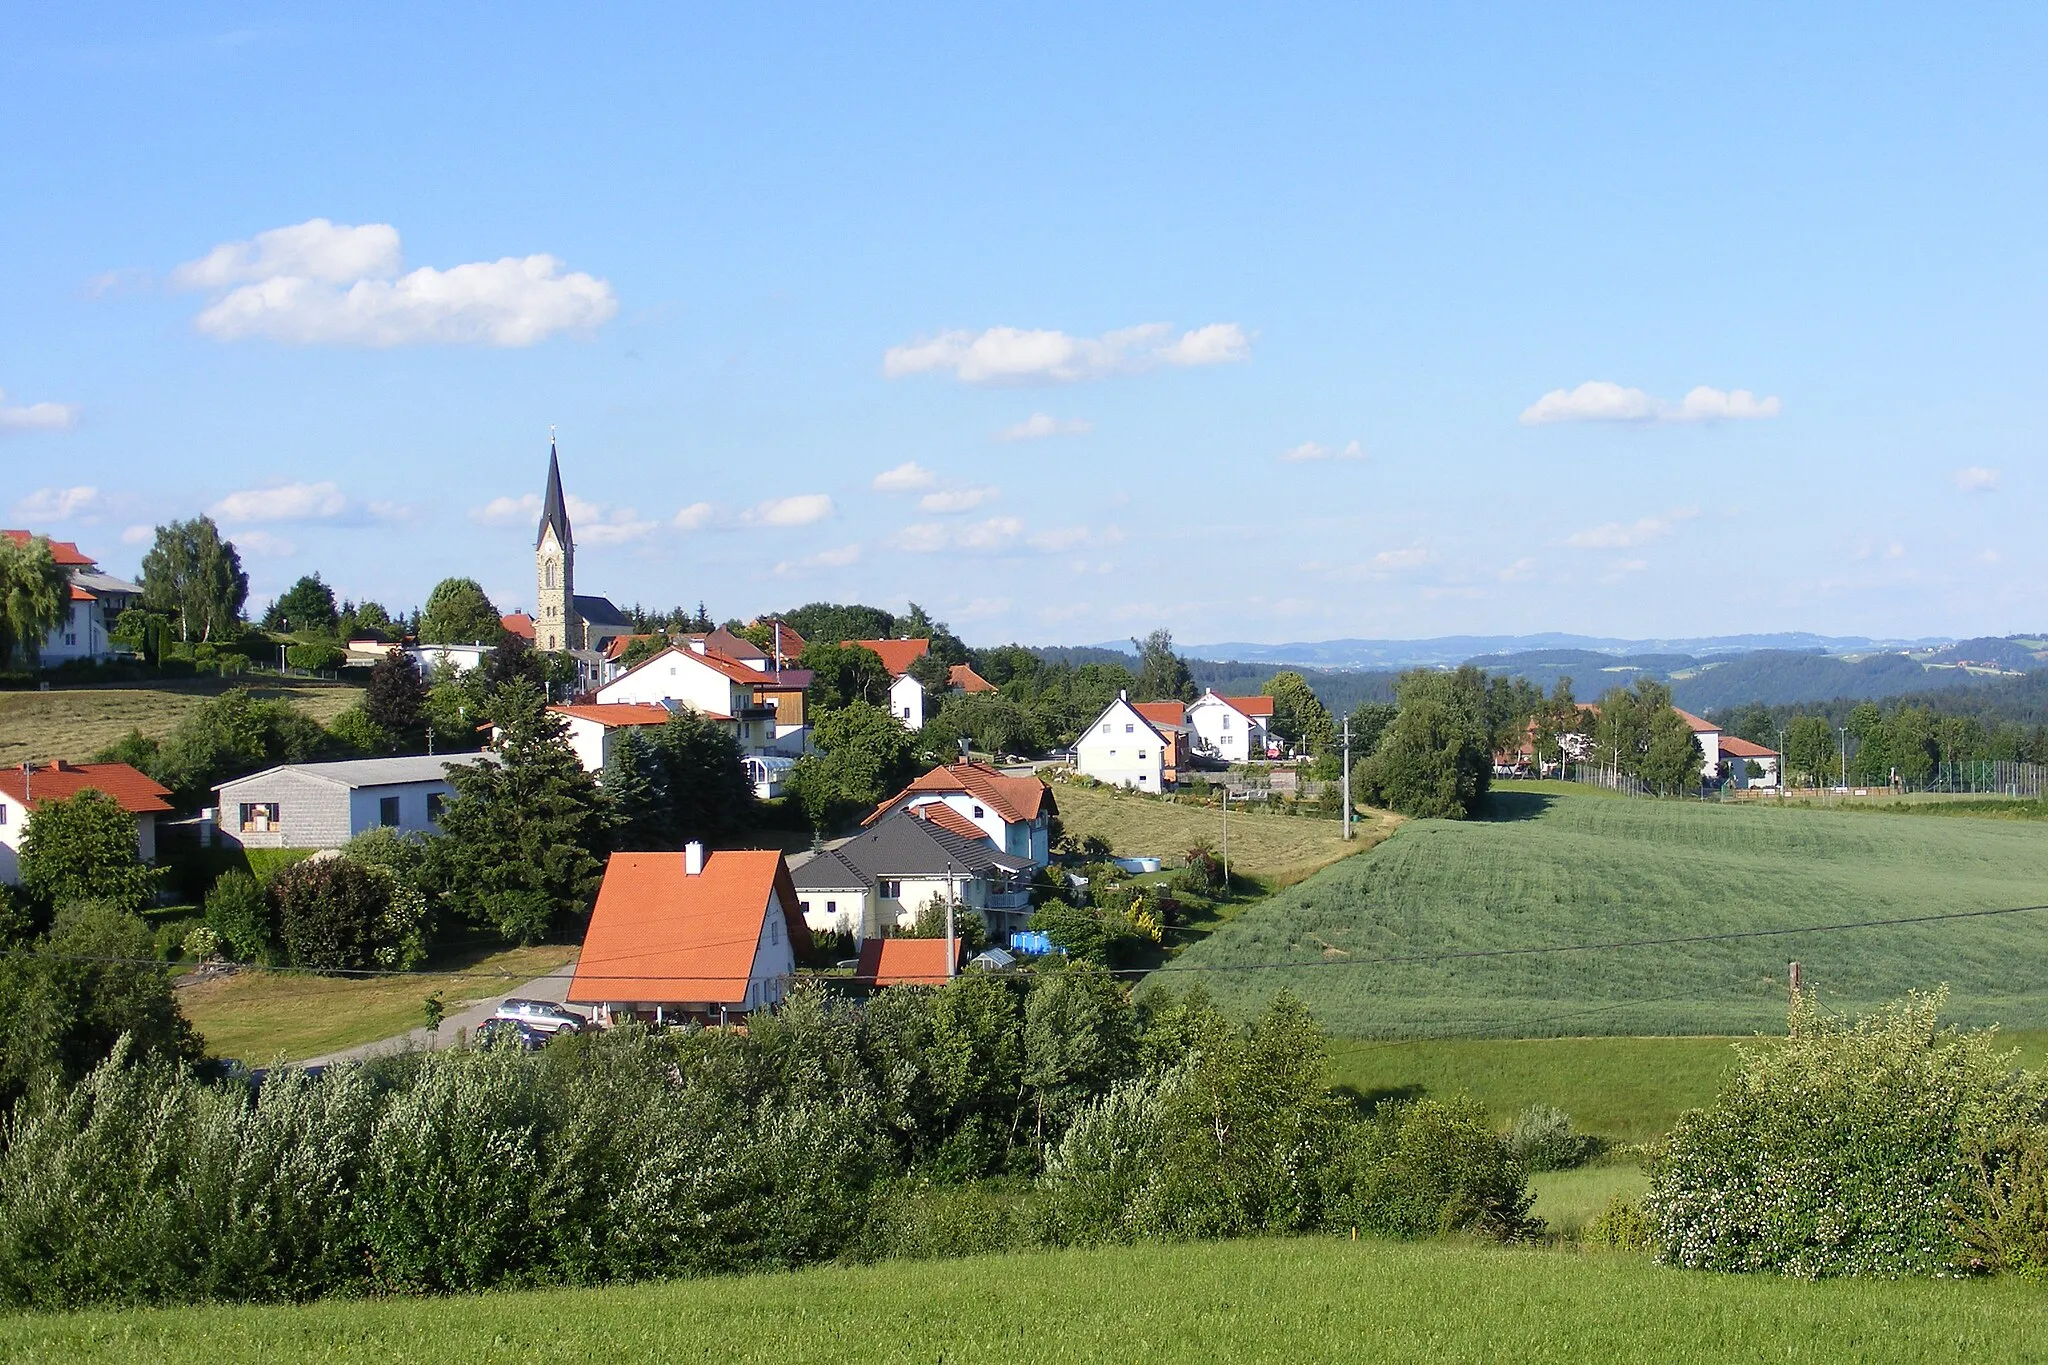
[296,962,578,1068]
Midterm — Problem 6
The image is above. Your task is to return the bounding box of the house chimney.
[685,841,705,876]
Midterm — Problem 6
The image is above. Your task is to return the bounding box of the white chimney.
[685,841,705,876]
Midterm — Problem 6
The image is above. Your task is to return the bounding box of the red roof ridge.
[549,702,677,726]
[845,637,930,677]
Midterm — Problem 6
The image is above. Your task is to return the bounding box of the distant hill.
[1169,632,1945,671]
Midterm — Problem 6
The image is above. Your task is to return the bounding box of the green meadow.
[7,1238,2042,1365]
[1164,786,2048,1037]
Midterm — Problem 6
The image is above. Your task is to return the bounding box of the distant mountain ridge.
[1165,633,1954,670]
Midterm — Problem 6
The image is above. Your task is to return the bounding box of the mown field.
[7,1237,2042,1364]
[1164,786,2048,1037]
[177,944,576,1063]
[1050,779,1397,888]
[0,678,362,765]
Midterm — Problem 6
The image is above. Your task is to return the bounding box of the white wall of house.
[217,773,457,850]
[0,805,155,886]
[1074,697,1168,791]
[794,883,869,938]
[746,890,798,1009]
[1187,694,1268,762]
[1695,728,1723,778]
[895,793,1048,865]
[39,598,110,665]
[890,674,925,730]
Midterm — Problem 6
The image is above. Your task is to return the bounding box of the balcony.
[984,888,1033,911]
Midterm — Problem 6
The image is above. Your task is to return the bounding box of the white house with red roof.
[866,761,1056,867]
[595,644,778,754]
[1,531,142,667]
[0,760,171,885]
[846,637,931,729]
[1074,693,1190,791]
[547,702,678,773]
[1186,690,1278,762]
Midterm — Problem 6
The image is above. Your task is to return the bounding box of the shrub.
[1323,1097,1539,1241]
[150,917,203,961]
[1957,1129,2048,1276]
[325,705,392,756]
[284,641,345,672]
[203,870,272,963]
[1585,1194,1656,1252]
[268,855,401,972]
[182,925,221,960]
[1508,1104,1602,1172]
[1646,989,2046,1278]
[16,790,150,913]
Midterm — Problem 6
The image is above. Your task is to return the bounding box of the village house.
[948,663,997,695]
[545,702,678,773]
[866,761,1056,867]
[596,644,779,754]
[789,805,1036,942]
[853,936,965,988]
[1,530,143,667]
[1720,734,1782,788]
[1073,692,1190,790]
[0,760,170,885]
[1185,689,1277,762]
[566,844,808,1026]
[213,753,485,851]
[845,637,931,729]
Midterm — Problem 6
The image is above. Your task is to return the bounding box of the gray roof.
[72,569,140,596]
[574,594,630,627]
[789,810,1033,891]
[217,752,489,794]
[538,443,571,551]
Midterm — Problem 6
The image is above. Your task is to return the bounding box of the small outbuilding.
[213,753,485,851]
[853,936,965,988]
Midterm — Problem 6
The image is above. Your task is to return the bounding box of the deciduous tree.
[138,517,247,642]
[1354,666,1492,818]
[1131,629,1194,703]
[418,578,502,646]
[17,791,149,912]
[262,574,340,634]
[0,534,68,670]
[787,701,918,830]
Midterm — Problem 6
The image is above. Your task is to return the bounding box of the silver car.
[492,998,588,1035]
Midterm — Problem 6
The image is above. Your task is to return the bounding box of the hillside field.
[6,1238,2040,1364]
[1164,786,2048,1037]
[1050,779,1397,888]
[0,679,363,766]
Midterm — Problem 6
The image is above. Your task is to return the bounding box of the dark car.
[473,1018,550,1051]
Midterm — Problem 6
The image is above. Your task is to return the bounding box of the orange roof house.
[567,846,810,1022]
[845,637,930,677]
[866,761,1056,867]
[1132,700,1188,731]
[854,936,964,987]
[501,612,537,641]
[948,663,997,694]
[0,760,173,886]
[1187,689,1279,761]
[1720,735,1779,759]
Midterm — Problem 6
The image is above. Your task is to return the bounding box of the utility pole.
[1220,787,1230,891]
[1341,713,1353,840]
[945,860,958,978]
[1789,960,1803,1009]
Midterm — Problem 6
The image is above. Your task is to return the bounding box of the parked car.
[492,998,589,1035]
[473,1018,550,1050]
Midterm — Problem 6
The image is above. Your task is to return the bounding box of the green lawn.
[177,944,576,1063]
[1052,779,1398,888]
[1163,786,2048,1037]
[7,1238,2042,1364]
[0,678,362,765]
[1530,1166,1649,1238]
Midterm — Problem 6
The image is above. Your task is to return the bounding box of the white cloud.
[1519,381,1781,425]
[918,485,999,514]
[1278,439,1367,463]
[891,523,952,554]
[952,596,1011,621]
[13,486,102,521]
[0,389,80,434]
[892,516,1028,554]
[1979,548,2004,565]
[471,493,542,526]
[1301,546,1431,582]
[774,543,861,578]
[1498,557,1537,583]
[1371,547,1429,570]
[956,516,1025,550]
[211,480,348,523]
[173,219,616,347]
[234,529,297,557]
[673,502,716,530]
[1028,524,1123,553]
[884,322,1251,385]
[872,461,937,492]
[995,413,1094,442]
[562,493,656,545]
[1560,507,1699,550]
[745,493,834,528]
[121,524,152,545]
[1955,466,2000,493]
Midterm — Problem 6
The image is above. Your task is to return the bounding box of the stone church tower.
[535,442,579,652]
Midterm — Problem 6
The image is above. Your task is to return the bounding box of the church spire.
[537,437,572,552]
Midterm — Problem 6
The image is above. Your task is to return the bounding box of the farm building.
[213,753,485,851]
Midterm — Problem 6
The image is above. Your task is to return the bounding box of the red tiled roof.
[2,531,95,567]
[500,613,536,640]
[68,584,95,602]
[855,937,963,987]
[701,627,766,660]
[948,663,997,693]
[610,645,774,690]
[0,760,172,815]
[869,762,1050,827]
[912,802,992,843]
[1132,701,1186,729]
[1719,735,1780,759]
[1675,708,1719,735]
[602,632,656,661]
[1225,695,1276,717]
[751,619,809,656]
[845,637,930,677]
[550,703,678,728]
[566,850,809,1005]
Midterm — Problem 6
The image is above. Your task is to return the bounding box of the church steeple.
[537,440,573,552]
[534,436,578,653]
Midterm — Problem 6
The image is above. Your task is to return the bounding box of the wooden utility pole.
[1341,714,1353,841]
[1788,960,1803,1006]
[1220,787,1230,891]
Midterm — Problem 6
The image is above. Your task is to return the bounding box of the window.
[0,802,8,825]
[64,634,77,647]
[1125,723,1134,733]
[545,562,556,588]
[880,879,902,900]
[972,804,984,818]
[770,918,781,946]
[239,802,281,831]
[799,900,811,914]
[1138,750,1148,759]
[379,796,401,827]
[903,707,912,719]
[426,793,444,822]
[1100,723,1109,734]
[826,900,837,914]
[1222,715,1232,729]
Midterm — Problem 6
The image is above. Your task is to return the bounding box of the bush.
[285,641,346,672]
[150,917,203,962]
[268,855,413,972]
[325,705,393,756]
[203,870,272,963]
[1585,1194,1656,1252]
[182,925,221,960]
[1323,1097,1539,1241]
[846,1178,1038,1263]
[1646,989,2047,1278]
[1507,1104,1602,1172]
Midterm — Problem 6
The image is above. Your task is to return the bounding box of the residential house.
[213,753,485,850]
[0,761,171,886]
[596,645,778,754]
[1676,709,1724,779]
[566,844,808,1025]
[1,531,143,666]
[845,637,931,729]
[948,664,997,695]
[1186,690,1276,762]
[1720,735,1782,788]
[500,612,537,642]
[685,634,814,744]
[853,937,965,988]
[1073,692,1188,790]
[547,702,680,774]
[866,761,1056,867]
[790,806,1036,941]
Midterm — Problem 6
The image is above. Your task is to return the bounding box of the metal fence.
[1566,763,1649,797]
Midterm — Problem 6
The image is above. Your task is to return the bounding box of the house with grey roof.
[213,753,488,851]
[790,807,1036,942]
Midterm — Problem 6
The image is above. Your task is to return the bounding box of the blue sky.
[4,5,2043,645]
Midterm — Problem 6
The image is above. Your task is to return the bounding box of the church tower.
[535,441,579,652]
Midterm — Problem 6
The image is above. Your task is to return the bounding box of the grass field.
[0,678,363,765]
[177,944,575,1063]
[6,1237,2043,1364]
[1529,1166,1649,1238]
[1164,785,2048,1037]
[1051,779,1397,888]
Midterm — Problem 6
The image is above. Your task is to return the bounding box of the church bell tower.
[535,440,579,652]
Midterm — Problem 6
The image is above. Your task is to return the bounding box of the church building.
[533,442,632,675]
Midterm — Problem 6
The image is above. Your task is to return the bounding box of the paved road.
[296,964,578,1068]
